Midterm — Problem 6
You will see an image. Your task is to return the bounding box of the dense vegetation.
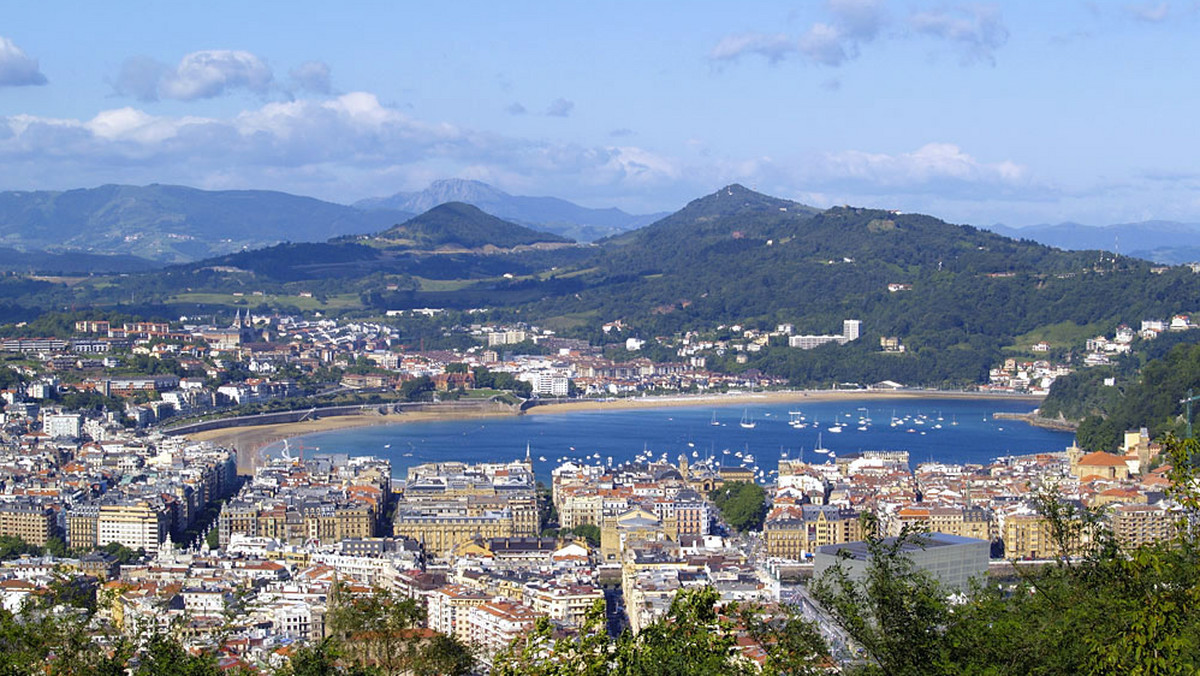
[711,481,768,533]
[315,586,474,675]
[0,184,410,263]
[1058,342,1200,451]
[812,436,1200,675]
[494,588,827,676]
[8,184,1200,388]
[376,202,571,250]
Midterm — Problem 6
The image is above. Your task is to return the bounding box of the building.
[814,533,989,592]
[1072,451,1133,481]
[67,504,100,550]
[888,505,992,541]
[0,503,55,546]
[1112,503,1177,548]
[426,584,489,638]
[459,600,544,658]
[43,413,83,439]
[96,501,169,554]
[764,505,862,560]
[843,319,861,342]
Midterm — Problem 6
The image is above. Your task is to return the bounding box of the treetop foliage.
[711,481,768,533]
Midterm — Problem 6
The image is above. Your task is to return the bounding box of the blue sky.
[0,1,1197,226]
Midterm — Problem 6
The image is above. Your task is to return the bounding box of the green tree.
[325,585,473,675]
[810,435,1200,675]
[566,524,600,547]
[711,482,768,532]
[496,587,826,676]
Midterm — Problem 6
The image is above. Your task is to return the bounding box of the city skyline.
[1,1,1198,226]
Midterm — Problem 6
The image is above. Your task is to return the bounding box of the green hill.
[376,202,573,250]
[15,184,1200,389]
[0,184,412,263]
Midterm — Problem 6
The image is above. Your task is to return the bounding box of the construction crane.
[1180,388,1200,438]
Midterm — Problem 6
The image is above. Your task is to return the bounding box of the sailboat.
[813,432,829,454]
[740,410,757,429]
[710,411,721,427]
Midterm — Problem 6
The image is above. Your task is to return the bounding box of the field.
[168,292,363,310]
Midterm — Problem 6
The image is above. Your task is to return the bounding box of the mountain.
[985,220,1200,264]
[356,178,666,242]
[181,203,577,283]
[0,184,413,263]
[17,183,1200,389]
[375,202,574,251]
[0,247,160,274]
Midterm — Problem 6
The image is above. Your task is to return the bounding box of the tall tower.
[678,453,689,480]
[843,319,861,342]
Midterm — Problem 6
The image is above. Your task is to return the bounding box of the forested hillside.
[7,184,1200,388]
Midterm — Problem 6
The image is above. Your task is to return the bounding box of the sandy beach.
[187,408,518,474]
[186,388,1042,473]
[523,389,1043,415]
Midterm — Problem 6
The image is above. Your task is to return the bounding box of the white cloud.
[710,32,796,64]
[711,0,885,67]
[546,98,575,117]
[909,5,1009,65]
[799,23,849,66]
[818,142,1026,190]
[1126,2,1171,22]
[289,61,331,94]
[0,37,47,87]
[0,93,684,205]
[114,50,274,101]
[828,0,888,41]
[712,1,1011,70]
[161,50,273,100]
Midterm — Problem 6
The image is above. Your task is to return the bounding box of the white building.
[96,502,168,554]
[843,319,861,342]
[43,413,82,439]
[459,599,543,658]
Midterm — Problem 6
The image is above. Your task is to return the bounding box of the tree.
[132,629,224,676]
[565,524,600,547]
[811,527,952,674]
[711,482,767,532]
[494,587,827,676]
[324,585,474,675]
[809,435,1200,675]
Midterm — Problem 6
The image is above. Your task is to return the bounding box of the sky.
[0,0,1197,226]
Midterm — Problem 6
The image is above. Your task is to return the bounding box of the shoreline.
[186,408,517,474]
[184,389,1044,473]
[523,389,1043,415]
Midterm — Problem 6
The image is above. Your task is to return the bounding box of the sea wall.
[992,410,1079,432]
[162,399,517,436]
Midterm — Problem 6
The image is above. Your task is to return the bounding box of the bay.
[269,397,1074,482]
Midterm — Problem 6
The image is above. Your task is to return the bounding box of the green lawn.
[1005,321,1107,353]
[414,277,478,292]
[540,310,600,331]
[168,292,362,310]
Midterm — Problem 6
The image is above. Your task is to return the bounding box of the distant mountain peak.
[354,179,667,242]
[378,201,572,250]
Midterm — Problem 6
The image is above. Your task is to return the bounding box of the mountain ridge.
[375,202,574,251]
[0,184,414,263]
[984,220,1200,264]
[356,178,666,242]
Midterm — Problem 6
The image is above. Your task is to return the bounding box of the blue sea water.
[268,398,1073,482]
